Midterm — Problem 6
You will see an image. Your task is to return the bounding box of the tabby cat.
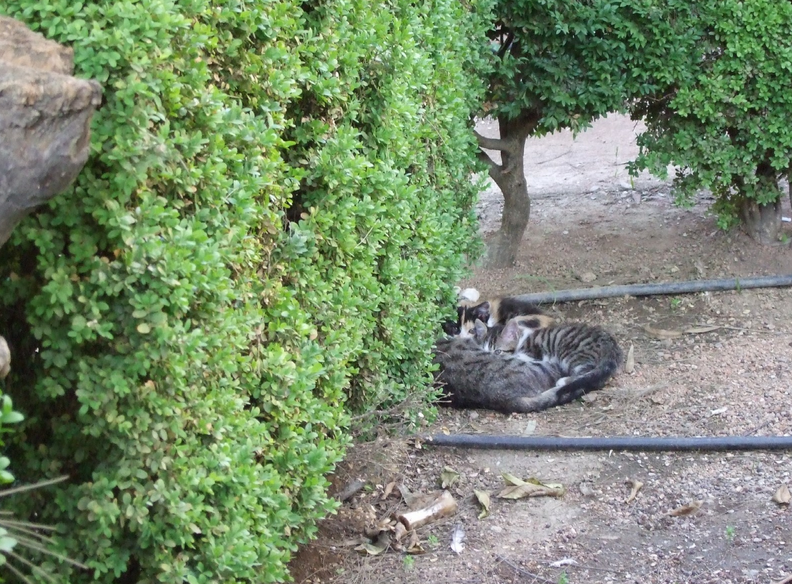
[479,317,623,398]
[433,321,580,413]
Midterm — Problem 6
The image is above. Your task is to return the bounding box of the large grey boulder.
[0,16,103,378]
[0,16,102,248]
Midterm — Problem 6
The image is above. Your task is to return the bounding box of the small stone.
[577,271,597,283]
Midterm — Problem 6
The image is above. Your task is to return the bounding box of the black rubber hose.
[424,434,792,451]
[512,274,792,305]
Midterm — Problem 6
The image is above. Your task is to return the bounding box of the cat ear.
[473,319,488,339]
[498,319,523,350]
[471,301,491,323]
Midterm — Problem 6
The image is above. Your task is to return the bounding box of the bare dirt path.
[291,115,792,584]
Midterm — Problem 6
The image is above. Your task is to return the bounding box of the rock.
[0,16,102,248]
[577,271,597,283]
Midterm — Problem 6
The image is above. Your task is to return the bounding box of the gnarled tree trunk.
[474,112,538,268]
[739,197,782,244]
[737,162,782,245]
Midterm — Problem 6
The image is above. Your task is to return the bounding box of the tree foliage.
[478,0,700,266]
[487,0,699,134]
[0,0,489,581]
[632,0,792,241]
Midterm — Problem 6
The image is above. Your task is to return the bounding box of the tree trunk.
[738,163,782,245]
[475,113,537,268]
[739,197,782,244]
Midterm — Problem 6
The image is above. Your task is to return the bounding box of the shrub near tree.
[631,0,792,244]
[0,0,489,582]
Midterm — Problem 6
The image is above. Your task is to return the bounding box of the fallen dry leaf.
[440,466,460,489]
[669,500,703,517]
[772,485,791,505]
[683,325,720,335]
[340,536,369,547]
[624,342,635,374]
[450,523,465,555]
[397,484,425,509]
[499,473,564,499]
[405,531,424,554]
[644,325,683,339]
[383,481,396,500]
[393,521,408,543]
[355,541,386,556]
[474,489,491,519]
[364,516,395,539]
[502,472,526,487]
[625,479,643,504]
[498,483,564,499]
[550,558,578,568]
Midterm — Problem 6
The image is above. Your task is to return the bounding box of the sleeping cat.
[479,317,623,398]
[442,295,552,337]
[433,321,581,413]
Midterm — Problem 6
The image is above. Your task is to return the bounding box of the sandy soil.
[290,114,792,584]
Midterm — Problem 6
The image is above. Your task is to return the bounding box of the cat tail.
[552,355,622,405]
[509,384,586,413]
[511,368,609,412]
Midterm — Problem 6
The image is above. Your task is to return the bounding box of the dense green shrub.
[0,394,22,486]
[0,393,22,579]
[0,0,489,581]
[631,0,792,241]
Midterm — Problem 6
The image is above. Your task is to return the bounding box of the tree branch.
[476,149,505,183]
[474,130,510,152]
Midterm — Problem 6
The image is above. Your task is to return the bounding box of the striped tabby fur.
[481,318,623,399]
[433,331,578,414]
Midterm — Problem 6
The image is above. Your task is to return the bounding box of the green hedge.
[0,0,489,581]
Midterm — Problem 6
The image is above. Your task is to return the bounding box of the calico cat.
[433,322,580,414]
[442,295,552,337]
[479,317,623,397]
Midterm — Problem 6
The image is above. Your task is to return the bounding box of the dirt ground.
[290,114,792,584]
